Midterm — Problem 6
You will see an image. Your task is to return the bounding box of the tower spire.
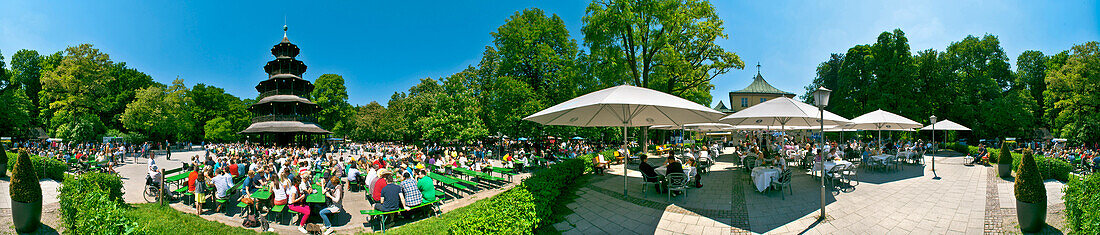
[756,62,761,75]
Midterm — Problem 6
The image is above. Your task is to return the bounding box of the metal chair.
[641,173,662,197]
[667,173,689,201]
[770,169,793,200]
[831,164,858,186]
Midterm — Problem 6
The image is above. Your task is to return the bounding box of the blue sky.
[1,0,1096,106]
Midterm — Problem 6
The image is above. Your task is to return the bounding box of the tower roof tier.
[264,58,308,76]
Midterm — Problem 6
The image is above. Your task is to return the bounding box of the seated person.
[417,169,437,202]
[346,164,362,191]
[371,170,391,203]
[373,178,404,213]
[975,144,989,164]
[664,156,683,175]
[399,172,422,216]
[638,155,664,192]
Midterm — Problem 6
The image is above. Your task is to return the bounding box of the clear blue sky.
[1,0,1096,106]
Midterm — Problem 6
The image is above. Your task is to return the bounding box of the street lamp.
[811,86,831,220]
[930,115,938,179]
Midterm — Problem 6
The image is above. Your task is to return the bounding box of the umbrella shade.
[843,109,923,130]
[705,132,732,136]
[571,136,585,140]
[919,119,971,131]
[524,85,725,127]
[650,125,683,130]
[719,97,850,127]
[684,123,734,132]
[517,137,529,141]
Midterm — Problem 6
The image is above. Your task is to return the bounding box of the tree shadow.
[854,163,925,184]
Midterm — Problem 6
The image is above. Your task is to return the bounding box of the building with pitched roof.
[726,63,796,112]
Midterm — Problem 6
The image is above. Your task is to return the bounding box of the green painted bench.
[360,198,442,233]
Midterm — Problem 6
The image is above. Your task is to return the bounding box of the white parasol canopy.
[843,109,923,130]
[719,97,850,127]
[524,85,725,197]
[919,119,971,131]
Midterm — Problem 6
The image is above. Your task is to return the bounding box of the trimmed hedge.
[9,150,42,203]
[1014,150,1045,204]
[943,143,968,155]
[60,172,137,234]
[449,150,610,234]
[6,152,69,181]
[1035,157,1073,182]
[997,142,1013,165]
[1064,173,1100,234]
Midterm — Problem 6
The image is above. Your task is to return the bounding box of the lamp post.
[812,86,832,220]
[930,115,938,179]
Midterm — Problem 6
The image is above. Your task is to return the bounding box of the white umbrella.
[919,119,971,131]
[684,123,734,132]
[844,109,923,148]
[720,97,850,146]
[524,85,725,196]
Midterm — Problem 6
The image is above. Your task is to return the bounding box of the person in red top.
[370,169,391,203]
[187,166,199,192]
[228,163,239,177]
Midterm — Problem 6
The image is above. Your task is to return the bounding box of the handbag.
[240,197,254,205]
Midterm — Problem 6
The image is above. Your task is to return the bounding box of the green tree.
[188,83,249,141]
[311,74,353,136]
[1015,51,1048,125]
[120,79,195,141]
[583,0,744,104]
[203,117,235,143]
[9,50,43,126]
[1044,41,1100,144]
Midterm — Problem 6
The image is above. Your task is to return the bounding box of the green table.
[306,192,325,203]
[251,190,271,200]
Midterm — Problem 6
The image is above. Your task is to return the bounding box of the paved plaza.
[553,148,1069,234]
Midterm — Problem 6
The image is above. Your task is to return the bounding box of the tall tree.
[39,44,115,138]
[1016,50,1048,124]
[120,79,195,141]
[188,83,249,142]
[9,50,43,126]
[583,0,744,104]
[1044,41,1100,144]
[0,50,32,137]
[311,74,353,136]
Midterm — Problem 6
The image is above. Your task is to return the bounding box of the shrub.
[5,153,69,181]
[60,172,129,232]
[1035,157,1073,182]
[1014,150,1046,204]
[9,150,42,203]
[1064,173,1100,234]
[0,144,8,166]
[449,151,600,234]
[63,189,143,235]
[944,143,968,155]
[998,142,1013,165]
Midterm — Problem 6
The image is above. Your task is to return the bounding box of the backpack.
[242,214,260,228]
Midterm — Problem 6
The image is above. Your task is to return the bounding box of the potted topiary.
[1014,149,1046,232]
[9,150,42,233]
[997,142,1013,178]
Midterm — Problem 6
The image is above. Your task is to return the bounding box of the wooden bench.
[487,167,517,180]
[360,198,443,233]
[428,173,470,191]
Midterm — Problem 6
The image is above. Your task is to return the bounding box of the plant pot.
[11,199,41,233]
[998,163,1012,178]
[1016,200,1046,233]
[0,163,6,177]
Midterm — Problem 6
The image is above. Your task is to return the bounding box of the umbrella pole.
[623,124,629,197]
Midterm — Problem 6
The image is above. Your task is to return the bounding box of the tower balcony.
[251,115,317,123]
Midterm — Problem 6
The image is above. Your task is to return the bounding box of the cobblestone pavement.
[554,149,1009,234]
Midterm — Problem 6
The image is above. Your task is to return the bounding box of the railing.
[258,89,310,99]
[251,115,317,123]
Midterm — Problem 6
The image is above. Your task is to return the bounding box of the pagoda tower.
[240,25,331,145]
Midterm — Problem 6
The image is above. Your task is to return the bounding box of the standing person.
[319,176,344,235]
[194,168,208,215]
[165,140,172,160]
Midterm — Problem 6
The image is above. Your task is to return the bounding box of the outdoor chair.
[831,164,858,187]
[666,173,689,201]
[697,157,713,175]
[641,173,662,197]
[770,169,793,200]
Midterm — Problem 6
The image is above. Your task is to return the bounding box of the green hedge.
[60,172,137,234]
[943,143,969,155]
[1035,157,1073,182]
[1014,150,1046,204]
[449,150,609,234]
[1064,173,1100,234]
[9,150,42,203]
[6,152,69,181]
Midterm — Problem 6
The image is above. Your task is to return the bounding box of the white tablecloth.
[816,160,853,172]
[655,166,666,175]
[750,167,781,192]
[870,154,893,161]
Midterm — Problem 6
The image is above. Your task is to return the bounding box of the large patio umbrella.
[720,97,850,146]
[919,119,971,131]
[844,109,923,149]
[524,85,726,196]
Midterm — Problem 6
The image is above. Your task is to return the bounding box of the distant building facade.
[719,64,796,113]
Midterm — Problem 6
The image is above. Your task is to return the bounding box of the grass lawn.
[128,203,274,234]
